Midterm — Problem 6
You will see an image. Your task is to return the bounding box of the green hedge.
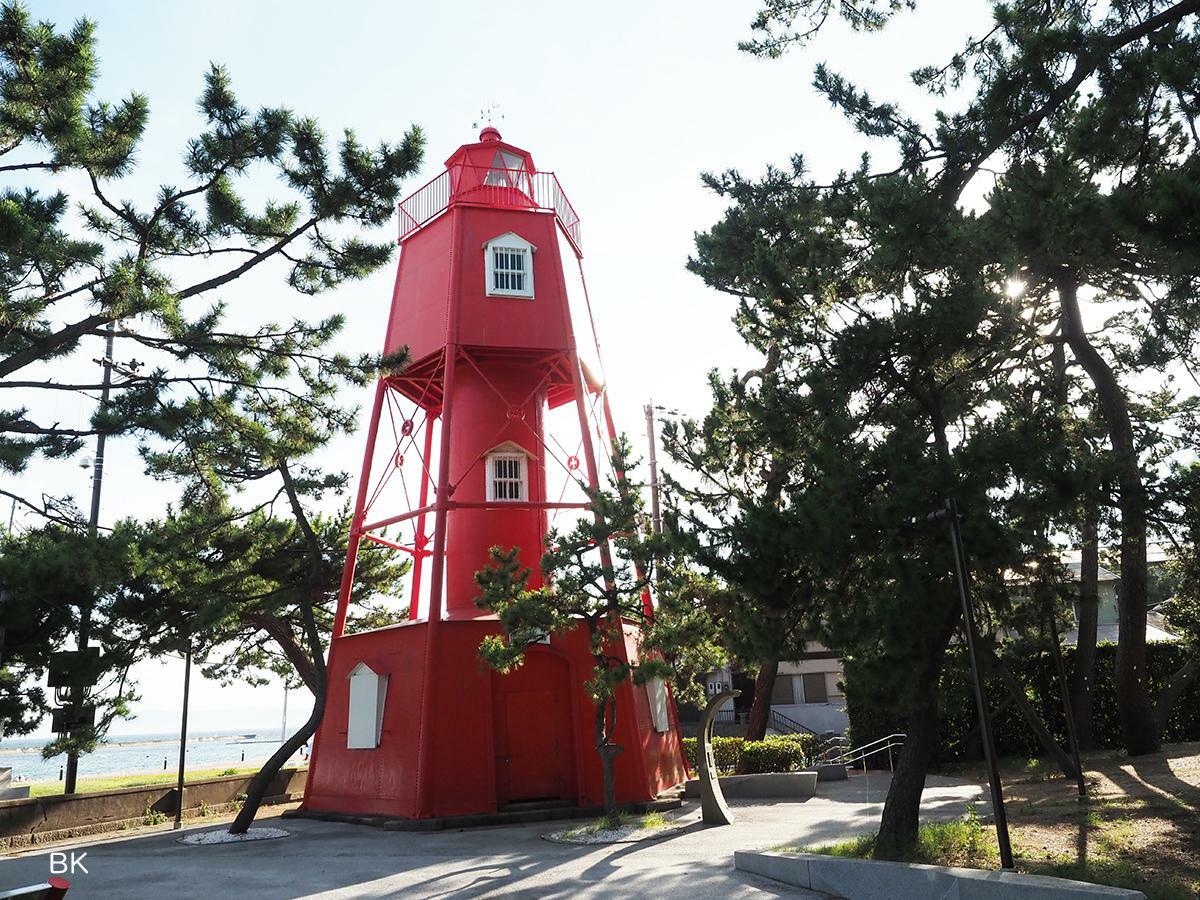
[681,733,819,774]
[845,641,1200,769]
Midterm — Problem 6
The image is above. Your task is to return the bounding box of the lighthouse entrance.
[493,650,575,805]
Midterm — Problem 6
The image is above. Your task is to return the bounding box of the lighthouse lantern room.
[300,128,688,820]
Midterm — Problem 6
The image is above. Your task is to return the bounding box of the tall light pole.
[64,321,115,795]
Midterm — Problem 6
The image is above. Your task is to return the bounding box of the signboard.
[47,648,102,689]
[50,704,96,735]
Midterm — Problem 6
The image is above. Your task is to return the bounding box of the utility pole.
[64,321,115,794]
[281,684,289,744]
[644,403,662,535]
[929,498,1014,869]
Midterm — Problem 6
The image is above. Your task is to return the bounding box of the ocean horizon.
[0,728,303,783]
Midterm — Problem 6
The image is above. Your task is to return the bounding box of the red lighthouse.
[300,129,687,821]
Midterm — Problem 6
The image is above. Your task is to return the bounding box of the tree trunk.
[1071,508,1100,749]
[231,461,331,834]
[875,599,960,858]
[247,612,320,695]
[228,675,323,834]
[993,655,1079,780]
[1154,656,1200,736]
[1057,272,1158,755]
[744,660,778,742]
[595,696,623,823]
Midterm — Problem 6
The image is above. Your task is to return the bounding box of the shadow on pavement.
[0,772,986,898]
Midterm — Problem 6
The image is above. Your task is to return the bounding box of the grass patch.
[775,804,1194,900]
[560,811,671,839]
[27,765,283,798]
[780,804,997,868]
[1021,856,1194,900]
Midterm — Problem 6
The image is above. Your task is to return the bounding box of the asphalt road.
[0,773,984,899]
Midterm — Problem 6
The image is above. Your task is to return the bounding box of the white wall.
[770,702,849,735]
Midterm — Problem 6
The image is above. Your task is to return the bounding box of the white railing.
[397,166,582,252]
[824,733,907,772]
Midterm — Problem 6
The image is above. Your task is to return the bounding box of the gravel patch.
[178,827,291,846]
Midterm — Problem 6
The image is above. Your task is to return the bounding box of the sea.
[0,729,304,784]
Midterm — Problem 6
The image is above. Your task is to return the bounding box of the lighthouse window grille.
[491,246,528,294]
[487,452,526,502]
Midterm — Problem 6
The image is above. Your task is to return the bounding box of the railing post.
[888,742,894,772]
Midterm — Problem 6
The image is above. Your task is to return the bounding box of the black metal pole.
[938,498,1014,869]
[173,644,192,830]
[1047,613,1087,798]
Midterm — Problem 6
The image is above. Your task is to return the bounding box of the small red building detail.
[301,129,688,820]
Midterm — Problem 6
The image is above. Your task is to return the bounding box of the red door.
[494,652,574,804]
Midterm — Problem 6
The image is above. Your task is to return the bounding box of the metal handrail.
[768,708,820,736]
[825,733,907,770]
[397,165,583,251]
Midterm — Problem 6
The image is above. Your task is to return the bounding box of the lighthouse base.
[300,618,688,820]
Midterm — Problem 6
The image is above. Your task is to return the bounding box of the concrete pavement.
[0,772,985,899]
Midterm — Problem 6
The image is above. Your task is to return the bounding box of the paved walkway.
[0,773,985,899]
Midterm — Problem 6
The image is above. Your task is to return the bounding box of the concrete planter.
[682,771,817,800]
[735,850,1146,899]
[814,763,848,781]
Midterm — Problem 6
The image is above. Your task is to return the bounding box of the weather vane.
[472,101,504,130]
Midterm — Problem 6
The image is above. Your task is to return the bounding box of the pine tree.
[686,156,1076,854]
[475,442,683,822]
[0,521,148,751]
[737,0,1200,758]
[0,2,424,517]
[661,358,831,742]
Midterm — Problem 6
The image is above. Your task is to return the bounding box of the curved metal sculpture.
[699,689,739,825]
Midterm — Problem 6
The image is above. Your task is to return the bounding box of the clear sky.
[16,0,993,737]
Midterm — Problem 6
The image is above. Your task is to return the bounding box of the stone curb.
[734,850,1147,899]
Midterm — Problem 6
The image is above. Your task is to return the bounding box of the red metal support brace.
[332,379,388,640]
[408,418,437,620]
[414,207,464,818]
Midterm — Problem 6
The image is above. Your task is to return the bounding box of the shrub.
[681,736,743,772]
[219,768,238,776]
[846,641,1200,767]
[740,735,816,774]
[143,804,167,826]
[1024,757,1046,783]
[682,733,818,774]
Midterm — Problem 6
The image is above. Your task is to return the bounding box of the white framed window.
[486,451,527,502]
[491,246,529,294]
[484,232,535,299]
